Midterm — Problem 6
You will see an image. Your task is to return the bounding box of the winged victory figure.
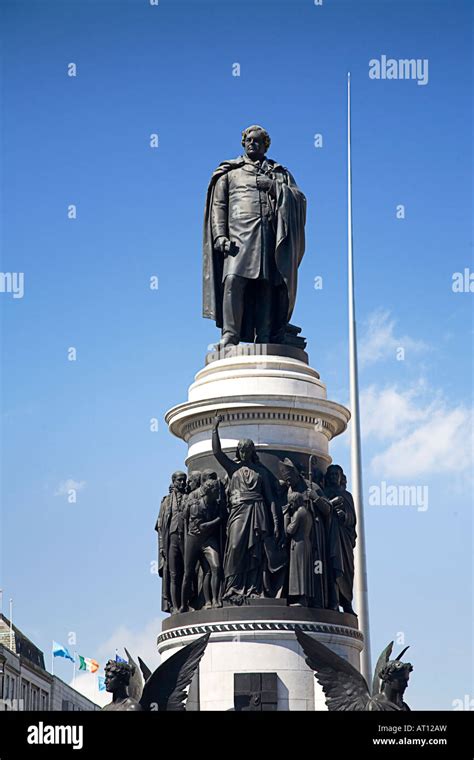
[295,627,413,711]
[102,632,209,711]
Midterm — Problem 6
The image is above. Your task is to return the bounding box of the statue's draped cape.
[202,156,306,339]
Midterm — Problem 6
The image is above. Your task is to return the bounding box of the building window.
[22,681,28,710]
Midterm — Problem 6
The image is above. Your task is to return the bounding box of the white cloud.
[360,381,434,441]
[55,479,86,496]
[371,405,472,479]
[360,382,473,479]
[359,309,427,368]
[70,617,164,709]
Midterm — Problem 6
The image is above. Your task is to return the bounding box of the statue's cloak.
[202,156,306,340]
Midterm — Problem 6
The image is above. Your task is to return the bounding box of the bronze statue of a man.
[155,470,187,614]
[203,125,306,346]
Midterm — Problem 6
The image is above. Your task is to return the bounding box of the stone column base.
[158,603,363,711]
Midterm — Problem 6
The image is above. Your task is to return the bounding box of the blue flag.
[98,676,106,692]
[115,652,126,663]
[52,641,74,663]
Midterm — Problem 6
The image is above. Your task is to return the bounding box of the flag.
[115,652,126,663]
[98,676,106,692]
[52,641,74,663]
[78,655,99,673]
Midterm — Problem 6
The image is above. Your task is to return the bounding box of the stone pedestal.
[165,344,350,477]
[157,604,363,711]
[162,344,358,710]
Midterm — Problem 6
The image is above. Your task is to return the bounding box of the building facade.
[0,615,99,711]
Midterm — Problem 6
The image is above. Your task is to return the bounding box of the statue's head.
[241,125,271,161]
[202,477,220,502]
[104,659,134,693]
[201,468,218,484]
[236,438,257,464]
[171,470,187,493]
[279,457,300,489]
[379,658,413,695]
[325,464,343,488]
[187,470,201,493]
[288,490,305,510]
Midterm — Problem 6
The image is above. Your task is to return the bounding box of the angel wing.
[124,648,144,703]
[371,641,393,696]
[138,656,152,683]
[139,632,210,712]
[295,627,371,711]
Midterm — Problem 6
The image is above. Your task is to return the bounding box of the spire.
[347,72,372,683]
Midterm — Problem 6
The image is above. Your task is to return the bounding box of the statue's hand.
[330,496,344,508]
[213,413,223,430]
[215,236,231,255]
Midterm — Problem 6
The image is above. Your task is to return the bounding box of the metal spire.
[347,71,372,683]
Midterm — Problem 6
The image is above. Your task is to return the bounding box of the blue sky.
[1,0,472,709]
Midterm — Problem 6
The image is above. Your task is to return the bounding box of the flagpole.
[347,71,372,683]
[51,643,54,676]
[73,652,76,687]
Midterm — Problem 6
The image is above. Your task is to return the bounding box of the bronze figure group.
[156,416,357,615]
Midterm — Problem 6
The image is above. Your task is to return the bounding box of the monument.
[155,124,369,711]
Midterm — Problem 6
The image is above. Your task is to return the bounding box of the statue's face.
[397,664,413,690]
[284,472,298,489]
[383,662,413,692]
[173,473,187,493]
[201,470,217,484]
[238,440,254,463]
[187,472,201,492]
[326,467,341,487]
[203,479,220,501]
[104,670,120,693]
[244,130,266,161]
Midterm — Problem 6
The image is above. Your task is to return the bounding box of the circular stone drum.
[158,603,363,711]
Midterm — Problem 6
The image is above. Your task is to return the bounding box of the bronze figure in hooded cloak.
[279,457,335,608]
